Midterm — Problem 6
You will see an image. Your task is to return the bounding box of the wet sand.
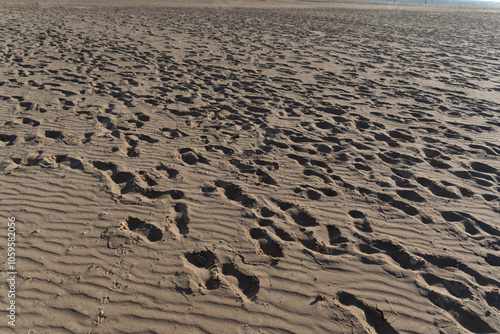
[1,1,500,333]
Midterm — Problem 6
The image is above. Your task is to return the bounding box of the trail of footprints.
[103,214,262,300]
[7,148,497,318]
[2,6,500,332]
[200,176,500,329]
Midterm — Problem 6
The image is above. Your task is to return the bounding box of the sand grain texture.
[0,2,500,333]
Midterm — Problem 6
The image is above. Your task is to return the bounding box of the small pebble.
[410,256,419,266]
[82,232,87,235]
[99,212,108,217]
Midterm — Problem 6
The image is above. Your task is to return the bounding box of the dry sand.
[1,0,500,333]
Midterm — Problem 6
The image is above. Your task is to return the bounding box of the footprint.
[101,226,138,249]
[256,217,294,242]
[82,132,93,144]
[470,161,497,174]
[135,112,150,122]
[92,160,117,172]
[300,230,346,256]
[369,239,421,269]
[441,211,500,237]
[305,188,322,200]
[272,199,318,227]
[178,148,209,165]
[260,207,276,218]
[485,290,500,310]
[484,253,500,267]
[215,180,256,208]
[249,228,284,258]
[201,183,217,197]
[160,127,188,139]
[205,145,235,155]
[388,129,415,143]
[416,178,460,199]
[101,216,163,249]
[21,117,40,127]
[230,158,256,174]
[376,192,420,216]
[253,159,279,170]
[127,119,144,128]
[0,134,17,146]
[184,250,221,291]
[124,216,163,242]
[110,171,137,195]
[396,189,426,202]
[289,206,320,227]
[354,162,372,171]
[222,262,260,299]
[17,101,36,111]
[294,185,335,200]
[337,291,398,334]
[137,134,159,144]
[421,273,473,299]
[348,210,365,219]
[326,225,349,244]
[287,153,309,166]
[55,155,85,170]
[45,130,64,140]
[107,169,172,200]
[303,168,332,183]
[429,158,451,169]
[155,163,179,179]
[97,116,116,130]
[168,203,190,235]
[185,250,217,268]
[125,136,140,157]
[425,288,494,333]
[256,168,277,185]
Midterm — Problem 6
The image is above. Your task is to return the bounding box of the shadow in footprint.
[22,117,40,127]
[185,250,217,268]
[222,263,260,298]
[155,163,179,179]
[250,228,284,257]
[173,203,189,235]
[337,291,398,334]
[215,180,256,207]
[126,216,163,242]
[421,273,472,299]
[0,134,17,146]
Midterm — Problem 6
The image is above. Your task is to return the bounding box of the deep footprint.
[249,228,284,257]
[222,263,260,298]
[125,216,163,242]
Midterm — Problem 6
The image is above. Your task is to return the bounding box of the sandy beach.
[1,0,499,333]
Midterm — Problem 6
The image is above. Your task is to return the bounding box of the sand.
[0,0,499,333]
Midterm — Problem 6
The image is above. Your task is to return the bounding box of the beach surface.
[1,0,500,333]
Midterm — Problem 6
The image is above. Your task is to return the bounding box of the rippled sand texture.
[1,3,500,333]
